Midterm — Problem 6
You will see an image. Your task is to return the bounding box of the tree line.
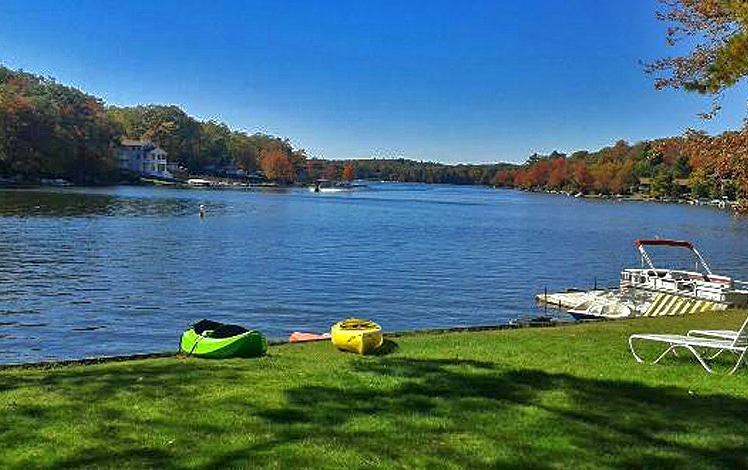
[1,55,748,208]
[0,65,516,186]
[311,158,516,185]
[494,134,741,202]
[0,66,307,184]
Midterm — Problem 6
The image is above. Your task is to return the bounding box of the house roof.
[120,139,151,147]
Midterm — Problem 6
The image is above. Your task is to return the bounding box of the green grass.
[3,311,748,469]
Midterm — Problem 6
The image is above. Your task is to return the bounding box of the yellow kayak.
[331,319,383,355]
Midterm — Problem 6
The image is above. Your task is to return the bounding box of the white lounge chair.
[629,316,748,374]
[687,329,739,340]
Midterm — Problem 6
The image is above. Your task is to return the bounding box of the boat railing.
[733,280,748,292]
[626,276,731,302]
[690,283,731,302]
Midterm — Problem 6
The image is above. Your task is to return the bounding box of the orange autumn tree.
[342,162,355,182]
[572,161,594,194]
[259,149,295,184]
[611,159,637,194]
[546,158,568,190]
[493,169,514,186]
[590,161,618,194]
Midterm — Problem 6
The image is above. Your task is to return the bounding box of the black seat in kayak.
[192,319,249,338]
[192,319,223,335]
[213,323,248,338]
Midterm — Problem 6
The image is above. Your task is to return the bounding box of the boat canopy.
[633,239,711,274]
[634,239,695,250]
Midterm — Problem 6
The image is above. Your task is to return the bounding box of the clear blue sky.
[1,0,746,163]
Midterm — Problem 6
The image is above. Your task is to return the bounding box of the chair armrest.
[687,329,737,340]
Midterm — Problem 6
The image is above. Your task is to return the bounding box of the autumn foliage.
[259,149,295,183]
[495,128,748,209]
[342,163,355,182]
[0,69,119,183]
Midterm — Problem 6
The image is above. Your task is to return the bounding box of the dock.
[535,290,609,310]
[537,288,728,318]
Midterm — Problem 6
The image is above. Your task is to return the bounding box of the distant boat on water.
[310,179,365,193]
[40,178,72,187]
[187,178,213,187]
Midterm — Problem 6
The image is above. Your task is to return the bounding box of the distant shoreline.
[1,178,738,211]
[512,187,736,210]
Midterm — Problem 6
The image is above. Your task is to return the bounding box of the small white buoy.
[199,204,206,218]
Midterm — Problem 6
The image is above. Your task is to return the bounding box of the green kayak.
[180,319,268,358]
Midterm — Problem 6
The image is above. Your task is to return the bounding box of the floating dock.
[535,290,608,310]
[537,289,728,319]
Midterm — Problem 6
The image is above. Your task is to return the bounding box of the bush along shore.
[2,310,748,468]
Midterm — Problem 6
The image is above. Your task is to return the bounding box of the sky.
[1,0,747,164]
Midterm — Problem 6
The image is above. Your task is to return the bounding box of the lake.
[1,183,747,364]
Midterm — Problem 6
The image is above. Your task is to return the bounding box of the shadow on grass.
[248,358,748,469]
[2,356,748,468]
[372,338,398,356]
[0,359,248,468]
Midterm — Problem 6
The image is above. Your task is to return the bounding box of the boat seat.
[193,319,223,334]
[192,319,248,338]
[212,324,249,338]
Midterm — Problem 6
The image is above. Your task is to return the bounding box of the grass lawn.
[3,311,748,469]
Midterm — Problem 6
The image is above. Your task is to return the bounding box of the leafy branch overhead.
[645,0,748,118]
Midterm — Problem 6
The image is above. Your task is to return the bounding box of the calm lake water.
[2,183,748,364]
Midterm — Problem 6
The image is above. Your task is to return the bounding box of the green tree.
[228,132,259,173]
[109,105,201,170]
[646,0,748,118]
[199,121,231,171]
[689,167,715,198]
[650,167,678,198]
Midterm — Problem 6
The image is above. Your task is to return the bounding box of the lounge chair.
[628,316,748,374]
[687,329,738,340]
[685,327,747,361]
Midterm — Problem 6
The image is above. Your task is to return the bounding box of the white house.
[117,140,173,179]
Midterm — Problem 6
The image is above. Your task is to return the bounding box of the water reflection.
[0,189,212,218]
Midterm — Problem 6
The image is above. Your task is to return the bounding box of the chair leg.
[652,344,713,373]
[706,349,725,360]
[629,338,727,374]
[652,345,677,365]
[681,345,713,373]
[728,349,747,375]
[629,337,645,363]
